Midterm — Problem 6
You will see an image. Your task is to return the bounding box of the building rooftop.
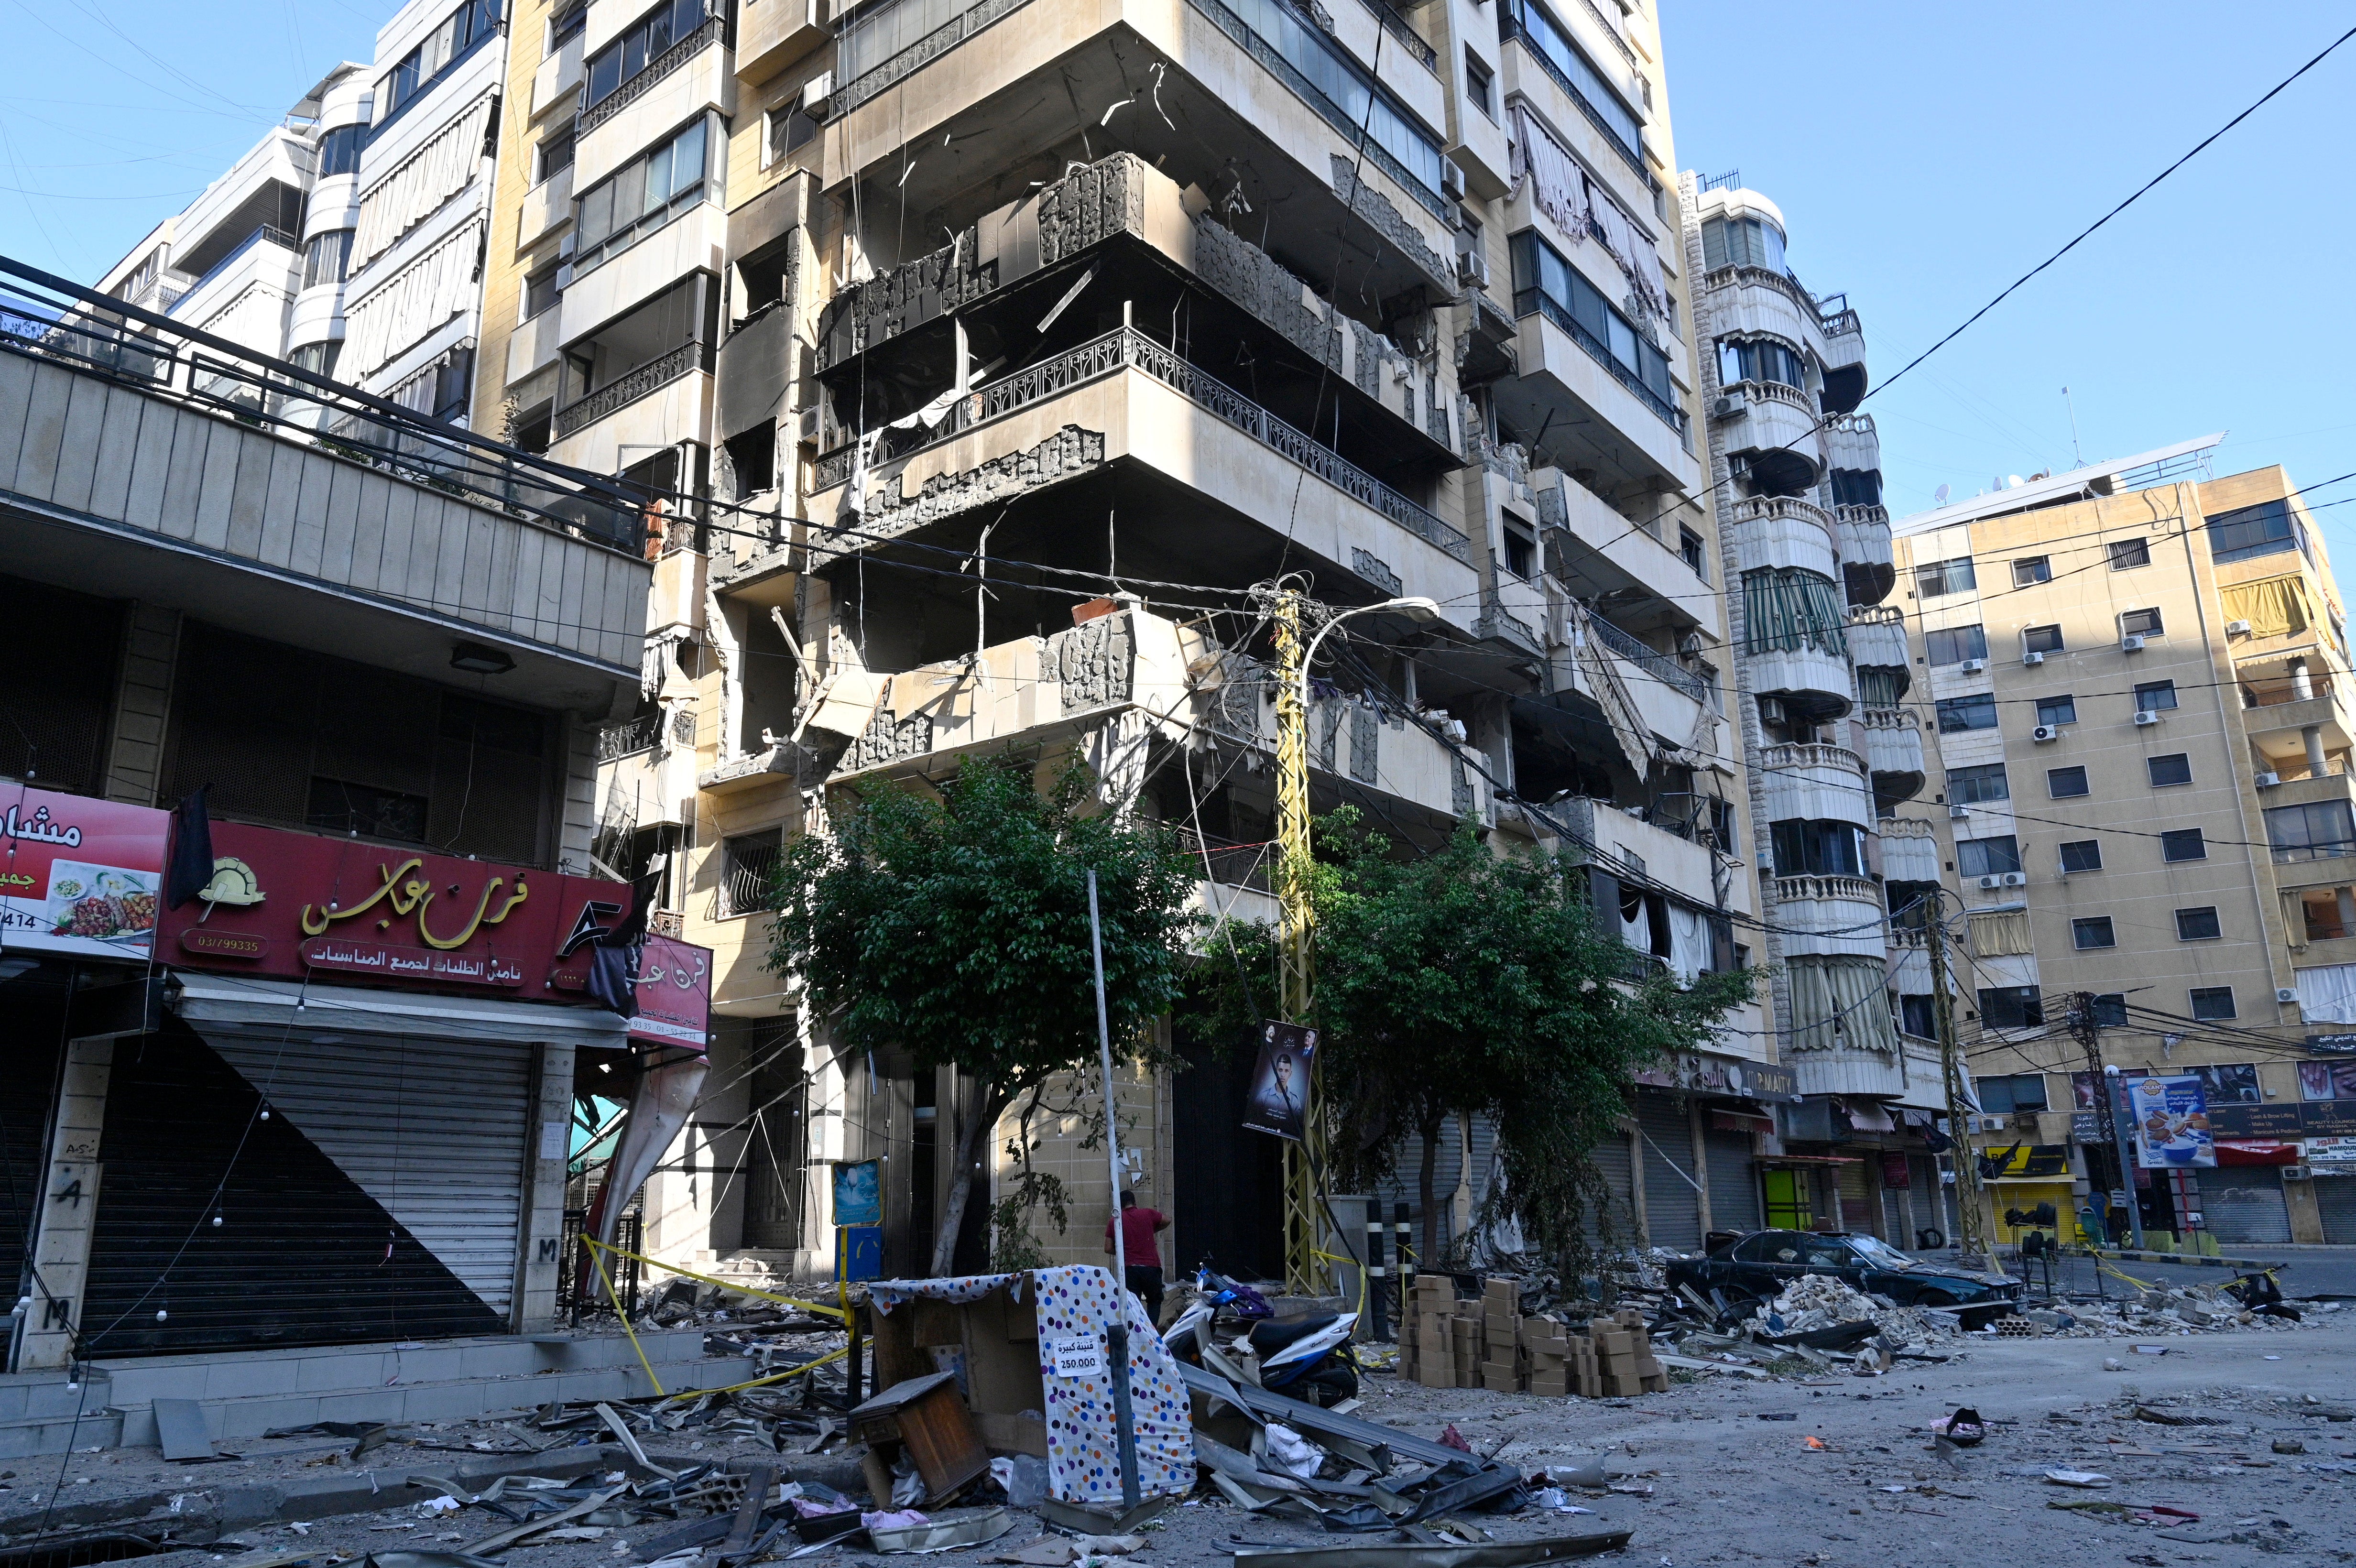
[1891,432,2226,536]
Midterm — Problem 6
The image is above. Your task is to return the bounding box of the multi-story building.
[1894,441,2356,1250]
[1681,176,1951,1243]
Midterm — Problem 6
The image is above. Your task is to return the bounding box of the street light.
[1295,596,1441,715]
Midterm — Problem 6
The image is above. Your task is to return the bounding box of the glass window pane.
[577,180,612,247]
[673,116,707,192]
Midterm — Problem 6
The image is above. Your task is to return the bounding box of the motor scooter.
[1162,1261,1359,1406]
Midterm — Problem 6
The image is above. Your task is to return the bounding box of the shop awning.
[2216,1140,2300,1166]
[171,974,633,1049]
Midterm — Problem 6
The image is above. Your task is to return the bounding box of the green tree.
[1189,812,1752,1266]
[769,756,1200,1273]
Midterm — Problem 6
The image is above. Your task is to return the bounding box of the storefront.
[2312,1139,2356,1243]
[1627,1054,1797,1250]
[21,818,709,1364]
[1775,1098,1949,1245]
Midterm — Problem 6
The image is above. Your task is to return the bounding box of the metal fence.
[560,1209,643,1319]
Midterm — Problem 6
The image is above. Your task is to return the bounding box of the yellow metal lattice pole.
[1271,587,1323,1296]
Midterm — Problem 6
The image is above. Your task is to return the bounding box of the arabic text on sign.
[300,937,527,987]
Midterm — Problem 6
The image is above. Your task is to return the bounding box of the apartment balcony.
[532,24,585,118]
[551,340,715,454]
[1834,502,1893,605]
[1501,294,1698,498]
[1565,607,1712,742]
[1725,493,1837,579]
[1541,793,1749,922]
[517,166,574,254]
[1699,265,1819,354]
[1816,303,1866,411]
[1858,707,1924,804]
[1821,411,1878,472]
[170,129,310,283]
[1494,9,1652,216]
[1759,740,1873,830]
[2240,675,2354,751]
[1789,1033,1948,1110]
[738,0,829,81]
[1876,815,1941,882]
[1768,874,1887,960]
[1530,467,1719,640]
[1713,380,1823,490]
[507,306,566,384]
[1845,603,1909,674]
[0,266,652,711]
[167,226,302,347]
[805,326,1479,633]
[576,21,734,188]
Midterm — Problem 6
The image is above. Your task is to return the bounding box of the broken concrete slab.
[154,1398,219,1463]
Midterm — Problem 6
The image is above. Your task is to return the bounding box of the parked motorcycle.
[1162,1261,1359,1406]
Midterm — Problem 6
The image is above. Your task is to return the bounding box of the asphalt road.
[1978,1245,2356,1302]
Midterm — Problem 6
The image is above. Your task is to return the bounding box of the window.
[1978,1073,2049,1113]
[2161,827,2207,863]
[1948,762,2009,804]
[377,0,503,126]
[1936,692,1998,732]
[1464,48,1495,120]
[2208,498,2306,565]
[1198,0,1445,193]
[307,777,430,841]
[2059,838,2103,872]
[1769,819,1867,878]
[1829,468,1881,508]
[287,340,341,381]
[1717,336,1808,390]
[549,0,585,50]
[2109,537,2151,570]
[2012,555,2051,586]
[2037,694,2078,727]
[1916,556,1976,598]
[1978,986,2044,1029]
[1926,625,1987,666]
[1502,526,1534,579]
[587,0,716,111]
[2133,679,2178,713]
[2121,607,2164,637]
[1899,995,1937,1039]
[1740,566,1847,656]
[2072,915,2116,950]
[537,125,575,183]
[1957,836,2021,877]
[1699,211,1784,272]
[2190,986,2237,1021]
[2265,799,2356,863]
[573,115,715,275]
[1679,526,1707,579]
[766,105,818,164]
[301,228,352,289]
[2047,765,2089,798]
[2087,993,2128,1026]
[1510,231,1678,418]
[719,830,781,918]
[1501,0,1643,164]
[316,122,364,179]
[522,267,559,321]
[2176,906,2221,941]
[2022,623,2064,654]
[2147,753,2192,787]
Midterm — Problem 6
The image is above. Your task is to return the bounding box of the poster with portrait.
[1243,1020,1318,1141]
[2129,1073,2217,1169]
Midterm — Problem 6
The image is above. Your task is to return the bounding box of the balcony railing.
[1498,11,1644,177]
[2244,672,2336,708]
[0,252,644,555]
[1350,0,1438,71]
[814,326,1469,561]
[595,708,692,761]
[1513,286,1689,437]
[838,0,1036,115]
[554,340,713,439]
[1759,740,1866,777]
[580,15,729,133]
[1774,873,1880,905]
[1582,611,1708,703]
[177,225,298,305]
[1176,828,1275,893]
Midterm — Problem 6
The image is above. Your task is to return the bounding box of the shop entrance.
[1762,1168,1811,1230]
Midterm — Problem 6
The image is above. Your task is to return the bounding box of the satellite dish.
[1934,483,1951,506]
[2007,474,2025,489]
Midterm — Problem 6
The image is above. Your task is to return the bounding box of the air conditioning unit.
[1975,1116,2010,1133]
[797,407,821,446]
[1456,250,1491,290]
[2032,724,2061,743]
[2256,770,2281,788]
[1978,874,2003,890]
[1441,159,1468,201]
[2133,709,2162,727]
[1949,805,1972,820]
[1959,657,1987,674]
[801,71,834,111]
[2022,650,2045,666]
[2000,871,2027,887]
[1758,696,1786,725]
[2225,619,2252,637]
[2278,987,2301,1004]
[2121,633,2147,653]
[1713,390,1748,420]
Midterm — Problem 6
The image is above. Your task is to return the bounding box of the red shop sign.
[157,822,633,1002]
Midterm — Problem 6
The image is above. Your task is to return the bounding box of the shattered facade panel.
[1054,612,1135,713]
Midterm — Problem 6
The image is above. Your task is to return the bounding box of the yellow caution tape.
[582,1236,851,1322]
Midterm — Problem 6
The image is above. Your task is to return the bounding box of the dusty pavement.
[10,1322,2352,1568]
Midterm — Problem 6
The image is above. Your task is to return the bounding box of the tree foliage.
[769,754,1200,1270]
[1187,811,1752,1266]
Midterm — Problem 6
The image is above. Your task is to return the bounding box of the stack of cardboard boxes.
[1389,1277,1666,1397]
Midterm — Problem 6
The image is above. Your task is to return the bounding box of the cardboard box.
[1416,1362,1454,1389]
[1527,1376,1570,1397]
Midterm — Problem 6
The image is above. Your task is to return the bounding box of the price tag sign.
[1047,1334,1105,1378]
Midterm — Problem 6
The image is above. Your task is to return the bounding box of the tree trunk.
[932,1081,1008,1274]
[1417,1108,1446,1268]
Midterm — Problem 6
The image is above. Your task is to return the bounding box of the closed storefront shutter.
[2315,1175,2356,1244]
[0,986,67,1303]
[1909,1155,1949,1247]
[1835,1158,1876,1236]
[2198,1166,2292,1247]
[1587,1129,1636,1248]
[1705,1131,1759,1232]
[84,1021,533,1355]
[1635,1095,1702,1251]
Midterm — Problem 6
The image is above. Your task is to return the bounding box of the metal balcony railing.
[1350,0,1438,71]
[0,253,645,555]
[815,327,1469,561]
[553,340,713,439]
[1582,612,1708,703]
[596,711,666,761]
[1513,286,1689,436]
[1175,828,1275,893]
[580,15,730,133]
[1497,11,1644,177]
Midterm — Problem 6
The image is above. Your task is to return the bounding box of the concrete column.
[2291,657,2313,701]
[101,604,180,806]
[2305,725,2329,777]
[515,1040,578,1332]
[18,1038,115,1370]
[1688,1102,1712,1236]
[1625,1122,1649,1246]
[2337,886,2356,939]
[2284,1174,2326,1244]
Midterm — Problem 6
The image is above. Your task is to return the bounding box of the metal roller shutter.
[0,988,66,1303]
[1373,1114,1498,1259]
[1835,1158,1876,1236]
[1909,1155,1949,1247]
[1634,1095,1702,1252]
[1705,1130,1759,1232]
[2315,1175,2356,1245]
[2198,1166,2292,1247]
[1587,1131,1636,1248]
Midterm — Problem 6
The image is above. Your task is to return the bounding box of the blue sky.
[2,2,2350,544]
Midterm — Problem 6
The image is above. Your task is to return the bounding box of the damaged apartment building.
[454,0,1800,1281]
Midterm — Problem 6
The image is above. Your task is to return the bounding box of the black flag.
[164,787,214,908]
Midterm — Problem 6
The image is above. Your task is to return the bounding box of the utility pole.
[1269,585,1323,1295]
[1926,904,1998,1272]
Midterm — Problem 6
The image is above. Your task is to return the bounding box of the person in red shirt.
[1102,1189,1170,1320]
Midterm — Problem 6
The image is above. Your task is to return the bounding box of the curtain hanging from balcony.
[2294,960,2356,1023]
[1786,955,1899,1056]
[1966,909,2033,957]
[1507,103,1664,321]
[341,218,485,378]
[1568,604,1653,777]
[2220,575,2310,640]
[1741,567,1848,657]
[350,94,496,272]
[1667,903,1711,985]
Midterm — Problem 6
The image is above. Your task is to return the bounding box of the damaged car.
[1667,1230,2020,1323]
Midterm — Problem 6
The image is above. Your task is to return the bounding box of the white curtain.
[1509,104,1591,245]
[2297,961,2356,1024]
[341,217,483,377]
[1788,955,1900,1056]
[1667,903,1711,985]
[351,95,495,271]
